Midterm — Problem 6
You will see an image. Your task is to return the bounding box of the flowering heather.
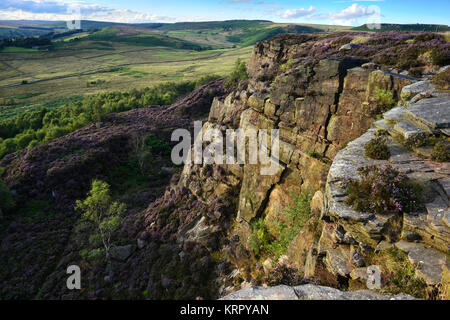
[262,264,308,287]
[282,32,449,72]
[345,165,422,215]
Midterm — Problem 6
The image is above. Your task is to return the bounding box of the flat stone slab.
[221,285,417,300]
[374,119,393,132]
[328,200,374,223]
[294,285,416,300]
[393,120,428,139]
[401,81,435,101]
[221,285,299,300]
[406,97,450,130]
[383,106,407,122]
[395,241,449,285]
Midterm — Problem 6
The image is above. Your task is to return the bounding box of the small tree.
[375,87,396,112]
[75,180,126,259]
[225,58,248,87]
[130,133,153,175]
[130,133,170,175]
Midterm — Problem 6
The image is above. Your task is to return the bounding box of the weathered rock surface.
[395,241,449,285]
[110,244,136,261]
[222,284,416,300]
[406,97,450,133]
[321,92,450,289]
[401,81,435,101]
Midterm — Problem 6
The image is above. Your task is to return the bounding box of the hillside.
[0,31,448,300]
[353,23,450,32]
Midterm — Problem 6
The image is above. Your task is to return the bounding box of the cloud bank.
[0,0,172,23]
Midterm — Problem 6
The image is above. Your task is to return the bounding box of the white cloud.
[0,0,175,23]
[327,3,378,25]
[277,6,316,19]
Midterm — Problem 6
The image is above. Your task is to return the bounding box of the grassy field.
[0,37,252,119]
[5,19,443,120]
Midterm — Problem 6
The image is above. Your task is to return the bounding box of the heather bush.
[430,47,450,66]
[249,193,311,260]
[0,179,15,214]
[225,58,248,87]
[404,133,429,148]
[263,264,306,286]
[431,68,450,90]
[130,133,170,175]
[432,141,450,162]
[345,165,422,214]
[364,134,390,160]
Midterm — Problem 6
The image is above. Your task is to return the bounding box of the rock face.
[177,35,429,297]
[222,285,416,300]
[321,90,450,290]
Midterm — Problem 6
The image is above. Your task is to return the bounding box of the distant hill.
[0,19,333,47]
[0,19,326,42]
[353,23,450,32]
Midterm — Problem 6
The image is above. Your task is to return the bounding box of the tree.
[130,133,154,175]
[225,58,248,87]
[75,180,126,259]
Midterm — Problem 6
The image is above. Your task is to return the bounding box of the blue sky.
[0,0,449,26]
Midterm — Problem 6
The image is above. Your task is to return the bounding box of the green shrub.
[225,58,248,87]
[262,264,306,286]
[249,218,271,258]
[280,58,294,71]
[432,141,450,162]
[345,165,422,214]
[431,68,450,90]
[364,135,390,160]
[75,180,126,259]
[249,193,311,260]
[80,248,105,261]
[404,133,429,148]
[0,76,220,160]
[368,247,428,299]
[430,48,450,66]
[374,87,396,112]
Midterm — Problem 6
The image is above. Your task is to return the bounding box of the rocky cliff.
[0,33,448,300]
[175,34,449,299]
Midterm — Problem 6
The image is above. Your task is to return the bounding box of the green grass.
[249,192,312,260]
[0,44,252,120]
[1,46,39,53]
